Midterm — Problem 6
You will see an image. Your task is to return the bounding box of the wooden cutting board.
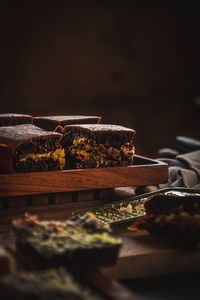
[1,230,138,300]
[103,232,200,279]
[0,155,168,197]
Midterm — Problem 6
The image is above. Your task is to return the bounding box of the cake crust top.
[0,124,61,141]
[0,124,62,154]
[0,113,32,118]
[34,115,101,122]
[64,124,136,134]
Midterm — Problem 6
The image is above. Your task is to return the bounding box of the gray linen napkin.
[136,150,200,194]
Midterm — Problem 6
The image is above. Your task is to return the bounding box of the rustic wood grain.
[0,155,168,197]
[0,188,116,223]
[103,233,200,279]
[55,192,73,204]
[2,227,138,300]
[94,189,115,201]
[73,268,139,300]
[0,198,115,224]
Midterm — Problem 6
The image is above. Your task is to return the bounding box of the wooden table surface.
[1,187,200,299]
[1,224,200,300]
[122,270,200,300]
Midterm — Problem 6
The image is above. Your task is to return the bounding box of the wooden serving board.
[0,155,168,197]
[1,229,138,300]
[103,232,200,279]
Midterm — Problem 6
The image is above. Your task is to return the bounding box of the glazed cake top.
[65,124,136,134]
[63,124,136,146]
[0,113,32,118]
[34,115,101,122]
[0,124,62,153]
[0,124,61,141]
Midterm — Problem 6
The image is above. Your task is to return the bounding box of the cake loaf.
[0,268,103,300]
[34,115,101,131]
[62,124,136,169]
[0,114,32,126]
[129,194,200,247]
[13,213,122,267]
[0,124,65,173]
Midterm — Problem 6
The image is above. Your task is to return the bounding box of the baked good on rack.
[34,115,101,131]
[62,124,136,169]
[0,114,32,126]
[0,124,65,173]
[129,194,200,246]
[13,213,122,267]
[0,268,103,300]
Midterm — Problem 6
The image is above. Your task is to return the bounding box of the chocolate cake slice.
[129,194,200,247]
[0,124,65,173]
[0,114,32,126]
[62,124,136,169]
[0,268,103,300]
[34,115,101,131]
[13,213,122,267]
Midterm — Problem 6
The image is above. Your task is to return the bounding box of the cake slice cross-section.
[13,212,122,267]
[62,124,136,169]
[129,194,200,246]
[0,124,65,173]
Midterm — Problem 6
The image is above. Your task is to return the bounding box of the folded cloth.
[135,140,200,194]
[158,137,200,158]
[158,150,200,188]
[177,150,200,178]
[176,136,200,153]
[176,150,200,188]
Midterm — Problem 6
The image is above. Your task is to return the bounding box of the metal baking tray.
[78,187,200,226]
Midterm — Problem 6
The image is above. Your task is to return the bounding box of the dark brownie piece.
[130,194,200,247]
[62,124,136,169]
[33,115,101,131]
[145,194,200,215]
[13,213,122,267]
[0,114,32,126]
[0,124,65,173]
[0,268,103,300]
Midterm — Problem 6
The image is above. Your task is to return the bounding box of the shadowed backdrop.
[0,1,199,156]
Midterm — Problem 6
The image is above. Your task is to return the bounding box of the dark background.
[1,1,200,156]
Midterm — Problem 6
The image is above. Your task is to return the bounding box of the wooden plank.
[6,196,26,208]
[0,155,168,197]
[103,233,200,279]
[0,198,114,224]
[72,268,139,300]
[55,192,73,204]
[94,189,115,201]
[77,190,94,202]
[32,194,49,206]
